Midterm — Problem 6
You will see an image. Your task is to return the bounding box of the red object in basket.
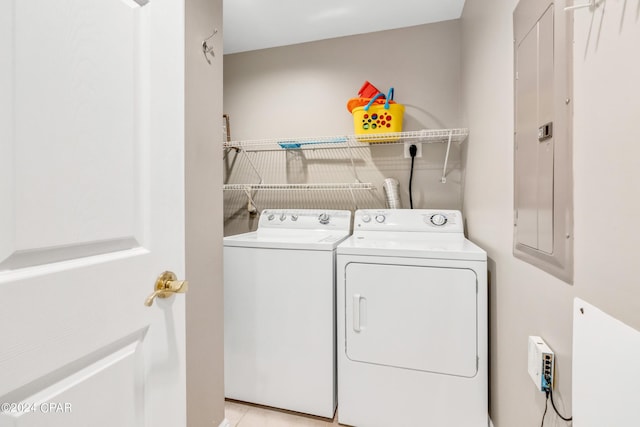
[358,81,384,99]
[346,97,396,113]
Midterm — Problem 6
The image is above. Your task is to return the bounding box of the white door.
[0,0,186,426]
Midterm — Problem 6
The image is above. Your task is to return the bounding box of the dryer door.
[345,262,478,377]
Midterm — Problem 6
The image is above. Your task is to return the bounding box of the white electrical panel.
[527,335,554,392]
[513,0,574,285]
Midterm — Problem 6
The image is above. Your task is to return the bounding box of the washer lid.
[224,229,351,250]
[337,233,487,261]
[224,209,352,250]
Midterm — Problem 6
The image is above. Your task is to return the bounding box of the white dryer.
[224,209,352,418]
[336,209,488,427]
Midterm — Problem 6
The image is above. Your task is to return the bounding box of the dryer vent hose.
[383,178,401,209]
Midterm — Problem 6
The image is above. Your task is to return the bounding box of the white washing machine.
[336,209,488,427]
[223,209,352,418]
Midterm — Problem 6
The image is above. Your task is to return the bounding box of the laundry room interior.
[213,0,640,426]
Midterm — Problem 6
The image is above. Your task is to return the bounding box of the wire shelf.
[223,128,468,215]
[223,128,469,152]
[223,183,375,191]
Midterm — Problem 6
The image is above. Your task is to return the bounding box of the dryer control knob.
[267,214,275,221]
[362,214,371,223]
[318,213,330,225]
[430,213,447,226]
[375,214,386,223]
[291,214,298,221]
[279,214,286,221]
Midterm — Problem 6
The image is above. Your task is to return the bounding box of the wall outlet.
[528,336,555,392]
[404,142,422,158]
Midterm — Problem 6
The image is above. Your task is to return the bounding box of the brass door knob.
[145,271,189,307]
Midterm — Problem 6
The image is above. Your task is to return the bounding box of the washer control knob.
[267,214,275,221]
[318,213,330,225]
[361,214,371,223]
[290,214,298,221]
[430,213,448,226]
[279,214,286,222]
[375,214,386,223]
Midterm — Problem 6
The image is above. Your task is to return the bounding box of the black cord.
[542,374,572,423]
[540,390,549,427]
[548,387,573,422]
[409,144,417,209]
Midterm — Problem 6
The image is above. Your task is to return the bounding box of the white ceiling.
[223,0,466,54]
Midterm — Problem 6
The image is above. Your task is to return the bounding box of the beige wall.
[461,1,640,426]
[185,0,225,425]
[223,21,463,236]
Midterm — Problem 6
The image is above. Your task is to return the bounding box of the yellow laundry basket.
[352,88,404,142]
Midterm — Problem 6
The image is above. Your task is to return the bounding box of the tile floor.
[225,399,342,426]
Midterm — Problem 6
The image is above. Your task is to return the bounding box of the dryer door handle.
[353,294,363,332]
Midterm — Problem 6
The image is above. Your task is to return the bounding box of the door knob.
[144,271,189,307]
